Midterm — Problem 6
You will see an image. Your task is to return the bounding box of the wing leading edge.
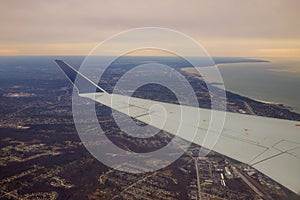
[55,60,300,195]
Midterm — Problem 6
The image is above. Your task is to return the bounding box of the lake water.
[215,58,300,113]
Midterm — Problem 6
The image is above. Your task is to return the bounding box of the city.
[0,57,299,199]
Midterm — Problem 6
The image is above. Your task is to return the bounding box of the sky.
[0,0,300,57]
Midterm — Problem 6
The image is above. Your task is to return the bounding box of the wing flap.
[252,153,300,195]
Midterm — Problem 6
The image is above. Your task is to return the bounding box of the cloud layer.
[1,0,299,56]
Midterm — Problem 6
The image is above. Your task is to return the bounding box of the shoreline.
[225,88,300,114]
[181,67,300,115]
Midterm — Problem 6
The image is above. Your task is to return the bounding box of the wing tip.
[54,59,107,94]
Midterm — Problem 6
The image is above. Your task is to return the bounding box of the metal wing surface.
[55,60,300,195]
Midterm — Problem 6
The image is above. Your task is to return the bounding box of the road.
[243,101,256,115]
[194,157,202,200]
[111,172,157,200]
[232,166,264,198]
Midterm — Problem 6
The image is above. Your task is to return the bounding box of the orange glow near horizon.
[1,39,299,58]
[0,49,18,54]
[0,1,299,58]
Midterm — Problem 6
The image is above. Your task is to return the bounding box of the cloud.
[257,48,300,58]
[0,49,18,54]
[0,0,299,56]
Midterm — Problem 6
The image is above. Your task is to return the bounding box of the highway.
[243,101,256,115]
[194,157,202,200]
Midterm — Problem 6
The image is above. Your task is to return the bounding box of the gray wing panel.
[80,92,300,195]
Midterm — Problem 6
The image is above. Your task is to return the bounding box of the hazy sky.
[0,0,300,57]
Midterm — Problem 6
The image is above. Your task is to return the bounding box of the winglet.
[54,60,107,94]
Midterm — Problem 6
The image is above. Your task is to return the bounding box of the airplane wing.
[55,60,300,195]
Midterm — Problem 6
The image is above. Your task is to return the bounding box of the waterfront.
[217,58,300,114]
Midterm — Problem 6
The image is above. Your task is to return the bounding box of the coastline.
[181,67,300,115]
[225,88,299,114]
